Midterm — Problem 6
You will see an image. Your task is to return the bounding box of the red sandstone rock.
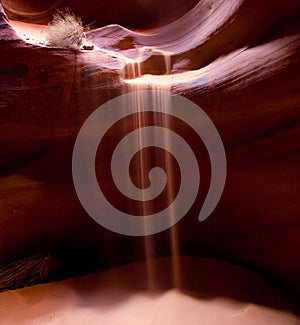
[1,0,199,28]
[0,0,299,304]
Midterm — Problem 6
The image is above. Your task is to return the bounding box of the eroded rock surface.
[0,0,299,299]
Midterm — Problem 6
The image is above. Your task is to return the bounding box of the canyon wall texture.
[0,0,299,297]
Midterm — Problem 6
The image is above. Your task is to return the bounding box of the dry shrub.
[0,253,51,292]
[47,8,84,50]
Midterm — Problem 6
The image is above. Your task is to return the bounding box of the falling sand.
[119,49,186,289]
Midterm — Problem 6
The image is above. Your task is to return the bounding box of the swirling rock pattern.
[1,0,199,28]
[0,0,299,299]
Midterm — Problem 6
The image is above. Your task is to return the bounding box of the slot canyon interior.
[0,0,299,323]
